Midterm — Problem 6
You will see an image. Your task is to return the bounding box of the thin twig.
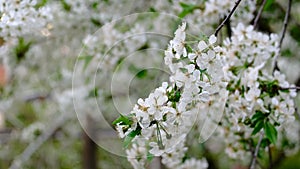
[249,132,264,169]
[226,18,232,38]
[83,115,97,169]
[257,159,264,169]
[280,86,300,90]
[214,0,243,36]
[279,0,292,49]
[268,145,272,169]
[25,93,51,102]
[253,0,267,29]
[274,0,292,73]
[277,1,300,28]
[9,113,72,169]
[295,108,300,121]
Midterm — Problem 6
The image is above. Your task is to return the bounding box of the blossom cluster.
[0,0,52,39]
[150,0,256,34]
[114,22,299,169]
[82,23,148,73]
[219,23,297,159]
[115,23,227,169]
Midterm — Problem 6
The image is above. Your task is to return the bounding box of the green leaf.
[228,66,243,76]
[260,138,270,148]
[136,70,148,79]
[147,152,154,161]
[149,7,156,12]
[263,0,275,11]
[178,2,197,18]
[128,64,148,79]
[78,55,93,70]
[290,25,300,45]
[137,43,149,50]
[167,88,181,103]
[251,111,266,125]
[88,88,98,98]
[91,18,102,27]
[264,121,278,145]
[123,127,141,148]
[186,44,193,53]
[112,115,132,126]
[281,49,293,57]
[61,0,71,11]
[244,117,251,126]
[91,2,99,10]
[35,0,48,8]
[15,38,32,62]
[252,120,264,136]
[259,80,281,97]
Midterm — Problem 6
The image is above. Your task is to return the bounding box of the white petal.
[185,64,195,73]
[162,82,168,89]
[188,53,197,60]
[198,41,208,51]
[207,50,215,59]
[209,35,217,44]
[137,98,144,106]
[193,70,200,79]
[157,95,168,105]
[183,48,187,57]
[271,98,279,105]
[180,22,186,30]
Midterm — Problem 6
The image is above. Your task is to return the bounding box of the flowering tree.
[113,1,300,169]
[0,0,300,169]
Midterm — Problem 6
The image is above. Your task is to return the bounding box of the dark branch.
[83,115,97,169]
[214,0,242,36]
[280,86,300,90]
[274,0,292,73]
[226,18,232,38]
[279,0,292,48]
[268,145,272,169]
[25,93,50,102]
[249,132,264,169]
[253,0,267,29]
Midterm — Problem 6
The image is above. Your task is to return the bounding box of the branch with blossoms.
[113,20,298,169]
[113,22,226,169]
[113,1,299,169]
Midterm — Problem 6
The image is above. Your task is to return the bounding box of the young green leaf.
[35,0,48,8]
[264,121,278,145]
[61,0,71,11]
[147,152,154,161]
[251,111,265,122]
[123,127,142,148]
[250,111,266,128]
[78,55,93,70]
[251,120,264,136]
[260,138,270,148]
[178,2,197,18]
[263,0,275,11]
[128,64,148,79]
[136,69,148,79]
[112,115,132,126]
[87,88,98,98]
[15,38,32,62]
